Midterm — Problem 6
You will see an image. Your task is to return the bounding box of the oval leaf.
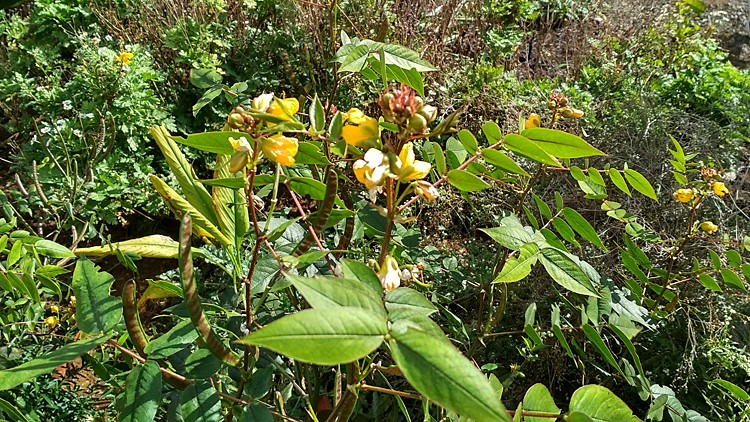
[447,169,490,192]
[503,134,560,166]
[569,385,640,422]
[523,384,561,422]
[539,248,600,297]
[521,128,605,158]
[118,361,162,422]
[623,169,657,201]
[481,149,529,177]
[286,275,385,316]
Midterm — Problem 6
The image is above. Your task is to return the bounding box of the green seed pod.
[407,114,427,133]
[227,112,245,129]
[228,151,248,173]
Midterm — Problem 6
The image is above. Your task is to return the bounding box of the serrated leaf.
[447,170,490,192]
[521,128,605,158]
[118,361,162,422]
[237,307,386,365]
[389,320,510,422]
[73,257,122,334]
[540,248,600,297]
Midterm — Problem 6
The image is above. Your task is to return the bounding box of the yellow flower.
[261,135,298,166]
[699,221,718,234]
[712,182,729,197]
[394,143,431,182]
[266,97,299,122]
[378,255,401,292]
[353,149,390,201]
[251,93,275,112]
[229,136,252,153]
[44,316,59,329]
[414,180,439,201]
[525,114,541,129]
[50,305,59,314]
[115,51,134,65]
[342,109,380,147]
[673,188,694,203]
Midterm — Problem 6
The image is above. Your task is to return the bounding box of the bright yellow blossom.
[393,143,431,182]
[377,255,401,292]
[342,108,379,147]
[673,188,694,203]
[353,149,391,200]
[712,182,729,197]
[115,52,134,65]
[44,316,59,328]
[50,305,59,314]
[266,97,299,122]
[261,135,298,166]
[525,114,541,129]
[699,221,718,234]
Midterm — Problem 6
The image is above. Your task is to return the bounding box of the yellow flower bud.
[673,188,694,203]
[525,114,541,129]
[50,305,59,314]
[712,182,729,197]
[261,135,298,166]
[699,221,718,234]
[44,316,59,329]
[414,180,439,201]
[251,93,274,112]
[69,296,76,307]
[378,255,401,292]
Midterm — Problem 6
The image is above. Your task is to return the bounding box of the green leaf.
[185,349,221,379]
[361,40,437,72]
[521,128,605,158]
[523,384,561,422]
[533,194,553,221]
[582,325,624,377]
[74,235,202,259]
[190,68,222,89]
[503,134,560,166]
[457,130,479,155]
[713,379,750,401]
[286,275,385,316]
[540,248,600,297]
[295,142,331,165]
[720,269,746,291]
[0,335,109,390]
[328,112,343,143]
[481,122,502,142]
[309,95,325,132]
[389,320,510,422]
[562,208,607,251]
[180,381,222,422]
[588,168,606,186]
[609,325,648,390]
[447,170,490,192]
[144,319,199,359]
[569,385,640,422]
[552,217,580,249]
[493,243,539,283]
[607,169,631,196]
[237,307,386,365]
[173,131,237,155]
[118,361,162,422]
[446,137,468,167]
[340,259,382,294]
[432,142,447,176]
[551,305,573,358]
[73,257,122,334]
[193,86,223,116]
[289,177,327,200]
[623,169,657,201]
[0,397,30,422]
[241,404,273,422]
[698,274,722,292]
[481,223,532,251]
[385,288,436,317]
[34,239,74,258]
[481,149,529,177]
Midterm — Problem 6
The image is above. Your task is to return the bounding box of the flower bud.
[227,112,245,129]
[44,316,59,328]
[418,104,438,123]
[673,188,694,203]
[712,182,729,197]
[407,114,427,133]
[699,221,718,234]
[50,305,59,314]
[228,151,249,173]
[547,100,558,110]
[561,108,584,119]
[414,180,439,201]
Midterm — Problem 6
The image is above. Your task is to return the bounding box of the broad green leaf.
[552,217,580,249]
[698,274,722,292]
[118,361,162,422]
[286,275,385,316]
[329,112,343,143]
[173,132,237,155]
[289,177,327,200]
[493,243,539,283]
[447,170,490,192]
[295,142,331,165]
[521,128,605,158]
[720,269,746,291]
[623,169,657,201]
[446,137,468,167]
[588,168,606,186]
[523,384,561,422]
[582,325,624,376]
[144,319,199,359]
[180,381,222,422]
[241,404,273,422]
[385,287,436,317]
[73,257,122,334]
[189,68,222,89]
[726,250,742,268]
[193,86,223,116]
[533,194,553,221]
[237,307,386,365]
[34,239,74,258]
[608,169,631,196]
[481,149,529,177]
[713,379,750,401]
[457,130,479,155]
[338,44,370,72]
[503,134,560,166]
[185,349,221,380]
[569,385,640,422]
[562,208,607,251]
[340,258,382,294]
[361,40,437,72]
[540,248,600,297]
[481,225,532,251]
[386,309,445,339]
[0,335,108,390]
[389,320,510,422]
[74,235,204,259]
[481,122,502,142]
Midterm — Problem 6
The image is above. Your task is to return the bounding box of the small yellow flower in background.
[342,108,380,147]
[266,97,299,122]
[394,143,431,182]
[353,149,391,201]
[50,305,59,314]
[673,188,694,203]
[700,221,718,234]
[44,316,59,329]
[261,135,298,166]
[414,180,439,201]
[69,296,76,307]
[712,182,729,197]
[525,114,541,129]
[115,51,134,65]
[378,255,401,292]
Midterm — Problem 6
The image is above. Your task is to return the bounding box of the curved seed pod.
[179,214,241,367]
[122,279,149,358]
[294,167,337,256]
